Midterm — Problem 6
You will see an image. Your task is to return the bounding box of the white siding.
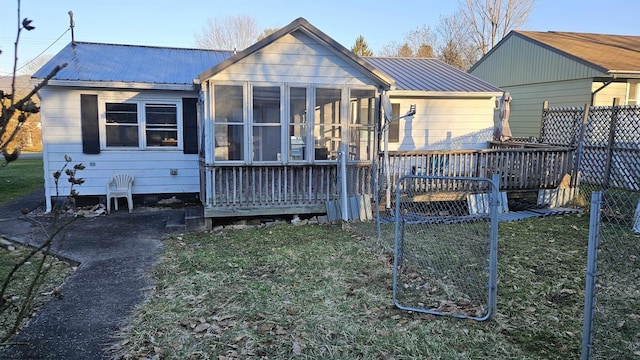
[40,87,200,205]
[471,34,607,87]
[388,96,496,151]
[209,31,379,87]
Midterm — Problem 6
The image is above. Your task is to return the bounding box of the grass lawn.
[0,158,43,205]
[115,214,592,359]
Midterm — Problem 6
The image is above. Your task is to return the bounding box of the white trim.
[45,79,196,91]
[388,90,502,98]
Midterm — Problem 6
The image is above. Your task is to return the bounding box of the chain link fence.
[582,189,640,359]
[390,175,499,320]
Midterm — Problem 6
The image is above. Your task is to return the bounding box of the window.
[105,102,179,148]
[253,86,281,162]
[349,90,376,160]
[314,88,341,160]
[214,85,244,161]
[146,104,178,147]
[388,103,400,143]
[106,103,138,147]
[289,87,307,161]
[210,83,379,163]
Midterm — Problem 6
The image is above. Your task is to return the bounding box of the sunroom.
[197,18,394,218]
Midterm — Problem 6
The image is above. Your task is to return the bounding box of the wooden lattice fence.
[540,101,640,191]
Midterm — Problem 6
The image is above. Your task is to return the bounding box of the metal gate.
[392,175,499,320]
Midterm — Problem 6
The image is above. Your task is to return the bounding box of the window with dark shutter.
[182,98,198,154]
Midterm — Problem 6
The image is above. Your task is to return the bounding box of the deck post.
[539,100,549,141]
[339,146,349,221]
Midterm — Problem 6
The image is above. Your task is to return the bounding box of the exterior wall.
[470,34,607,87]
[470,34,636,138]
[387,96,497,151]
[497,78,593,138]
[208,31,378,85]
[199,29,384,216]
[40,87,200,208]
[592,82,629,106]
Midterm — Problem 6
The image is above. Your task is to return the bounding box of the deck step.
[166,210,185,230]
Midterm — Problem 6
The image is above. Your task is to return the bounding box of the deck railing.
[382,146,575,193]
[200,162,373,216]
[200,145,576,217]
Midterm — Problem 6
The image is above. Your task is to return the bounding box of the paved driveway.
[1,190,182,359]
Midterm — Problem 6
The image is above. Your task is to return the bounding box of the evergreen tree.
[351,35,373,57]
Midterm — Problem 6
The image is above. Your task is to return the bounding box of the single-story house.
[33,17,501,219]
[469,30,640,138]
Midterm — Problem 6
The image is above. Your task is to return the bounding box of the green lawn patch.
[0,158,43,205]
[116,214,593,359]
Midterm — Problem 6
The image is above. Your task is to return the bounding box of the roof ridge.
[70,41,235,53]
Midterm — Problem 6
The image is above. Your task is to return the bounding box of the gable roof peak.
[198,17,394,88]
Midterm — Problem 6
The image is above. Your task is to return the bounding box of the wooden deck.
[200,163,372,217]
[383,146,575,193]
[200,145,576,218]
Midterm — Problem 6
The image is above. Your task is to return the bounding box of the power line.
[0,27,70,78]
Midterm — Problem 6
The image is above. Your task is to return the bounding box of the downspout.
[590,79,614,106]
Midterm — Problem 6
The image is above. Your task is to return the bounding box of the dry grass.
[113,214,600,359]
[0,242,75,341]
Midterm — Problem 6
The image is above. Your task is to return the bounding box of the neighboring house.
[33,17,501,218]
[470,30,640,137]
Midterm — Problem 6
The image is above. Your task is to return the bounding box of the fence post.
[581,191,603,360]
[571,104,591,192]
[602,98,620,188]
[488,173,500,315]
[539,101,549,141]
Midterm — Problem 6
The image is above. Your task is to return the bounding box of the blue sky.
[1,0,639,75]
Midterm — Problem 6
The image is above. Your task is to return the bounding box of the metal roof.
[365,57,502,93]
[33,42,233,86]
[34,40,501,94]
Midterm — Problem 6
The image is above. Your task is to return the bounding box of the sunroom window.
[349,90,376,161]
[214,85,244,161]
[289,87,307,161]
[314,88,341,160]
[253,86,281,162]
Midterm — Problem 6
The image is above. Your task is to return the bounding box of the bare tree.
[351,35,373,57]
[378,25,437,58]
[460,0,535,55]
[436,12,478,70]
[257,27,280,42]
[194,15,261,51]
[1,0,66,165]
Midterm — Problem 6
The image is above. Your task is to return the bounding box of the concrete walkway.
[0,190,183,359]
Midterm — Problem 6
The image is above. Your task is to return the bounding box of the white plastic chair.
[106,174,134,213]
